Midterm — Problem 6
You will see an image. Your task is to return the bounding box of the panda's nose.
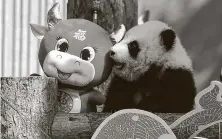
[110,50,115,56]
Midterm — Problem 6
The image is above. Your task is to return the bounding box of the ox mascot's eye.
[80,46,96,62]
[55,37,69,52]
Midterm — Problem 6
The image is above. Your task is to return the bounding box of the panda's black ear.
[160,29,176,51]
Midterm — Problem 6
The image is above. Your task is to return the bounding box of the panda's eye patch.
[55,38,69,52]
[128,41,140,58]
[160,29,176,51]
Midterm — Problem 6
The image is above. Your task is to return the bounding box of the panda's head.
[109,12,192,81]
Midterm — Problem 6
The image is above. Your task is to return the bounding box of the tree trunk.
[67,0,138,34]
[1,77,58,139]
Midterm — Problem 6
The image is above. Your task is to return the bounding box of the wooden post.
[1,77,58,139]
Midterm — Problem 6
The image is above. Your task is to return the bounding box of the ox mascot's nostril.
[56,55,62,59]
[75,61,80,66]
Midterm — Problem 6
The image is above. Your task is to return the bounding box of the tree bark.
[1,77,58,139]
[51,113,220,139]
[67,0,138,34]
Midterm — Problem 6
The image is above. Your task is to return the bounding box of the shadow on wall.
[139,0,222,92]
[180,0,222,92]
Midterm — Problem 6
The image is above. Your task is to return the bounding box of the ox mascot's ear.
[138,10,150,25]
[29,24,48,40]
[110,24,126,44]
[29,3,62,39]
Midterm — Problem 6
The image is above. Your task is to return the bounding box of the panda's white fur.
[110,21,192,82]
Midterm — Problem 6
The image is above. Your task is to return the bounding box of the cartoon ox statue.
[29,3,117,113]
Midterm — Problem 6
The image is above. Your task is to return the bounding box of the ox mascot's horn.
[47,3,62,30]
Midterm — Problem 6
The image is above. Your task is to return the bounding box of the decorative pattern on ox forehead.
[55,19,108,40]
[64,19,112,48]
[73,29,87,41]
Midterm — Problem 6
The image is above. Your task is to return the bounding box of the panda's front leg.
[103,89,137,112]
[102,76,138,112]
[136,96,159,112]
[135,91,167,113]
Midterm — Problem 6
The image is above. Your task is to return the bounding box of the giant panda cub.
[103,14,197,113]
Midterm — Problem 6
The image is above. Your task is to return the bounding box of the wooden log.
[1,77,58,139]
[52,113,111,139]
[67,0,138,34]
[52,113,220,139]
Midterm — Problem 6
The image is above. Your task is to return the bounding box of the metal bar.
[19,0,23,76]
[27,0,31,76]
[12,0,16,76]
[37,0,42,74]
[1,0,6,76]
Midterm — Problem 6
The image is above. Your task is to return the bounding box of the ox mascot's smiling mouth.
[57,69,72,80]
[56,61,81,81]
